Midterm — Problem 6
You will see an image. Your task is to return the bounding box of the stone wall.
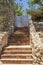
[0,32,8,54]
[3,8,15,36]
[29,20,43,65]
[33,22,43,32]
[0,3,15,36]
[0,2,15,55]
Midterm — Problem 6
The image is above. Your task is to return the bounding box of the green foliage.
[13,2,23,16]
[27,0,43,21]
[28,0,42,5]
[28,0,36,6]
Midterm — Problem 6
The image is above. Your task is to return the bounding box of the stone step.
[3,50,32,52]
[9,41,29,45]
[3,45,32,54]
[1,59,33,64]
[1,54,33,59]
[3,51,32,54]
[4,47,32,51]
[2,64,33,65]
[9,43,30,45]
[8,27,30,45]
[1,53,32,55]
[5,45,31,48]
[0,27,33,64]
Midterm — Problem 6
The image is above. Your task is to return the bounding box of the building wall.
[15,15,31,27]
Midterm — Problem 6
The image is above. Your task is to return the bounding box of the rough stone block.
[0,32,8,54]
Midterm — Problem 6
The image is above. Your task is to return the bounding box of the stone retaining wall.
[3,8,15,36]
[29,20,43,65]
[0,32,8,54]
[0,4,15,36]
[0,1,15,55]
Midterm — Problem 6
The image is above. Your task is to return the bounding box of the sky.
[14,0,29,11]
[14,0,40,11]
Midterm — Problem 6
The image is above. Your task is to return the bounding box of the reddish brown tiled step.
[1,54,33,59]
[3,48,32,51]
[9,43,30,45]
[1,59,33,64]
[4,48,32,50]
[3,46,32,54]
[4,46,32,51]
[3,51,32,54]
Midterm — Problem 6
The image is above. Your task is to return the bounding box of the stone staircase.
[0,27,33,65]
